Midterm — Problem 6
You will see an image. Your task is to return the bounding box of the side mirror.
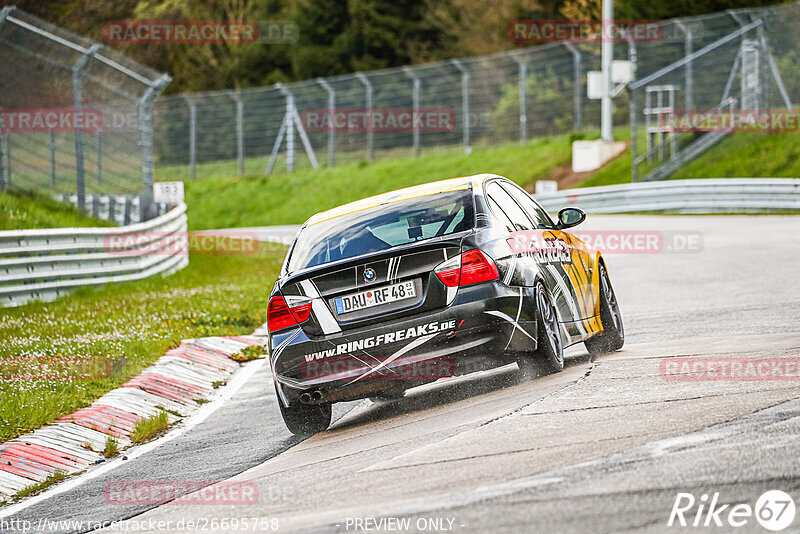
[556,207,585,229]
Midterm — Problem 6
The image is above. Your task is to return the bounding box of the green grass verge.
[12,471,67,500]
[177,137,576,231]
[0,241,283,443]
[104,436,119,458]
[671,133,800,179]
[0,188,113,230]
[580,132,800,188]
[131,411,170,444]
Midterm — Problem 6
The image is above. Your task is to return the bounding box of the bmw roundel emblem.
[363,268,376,282]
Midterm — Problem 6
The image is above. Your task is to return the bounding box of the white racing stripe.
[299,279,341,334]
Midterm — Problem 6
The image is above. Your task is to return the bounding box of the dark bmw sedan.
[267,174,623,435]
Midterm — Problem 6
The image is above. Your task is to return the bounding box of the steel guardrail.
[0,203,188,307]
[535,178,800,214]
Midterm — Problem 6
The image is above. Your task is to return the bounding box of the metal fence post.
[356,73,374,161]
[183,95,197,179]
[511,54,527,143]
[450,60,470,154]
[281,85,296,172]
[50,131,56,187]
[0,7,11,190]
[563,44,583,131]
[72,43,102,213]
[4,134,10,188]
[0,129,4,192]
[96,130,102,184]
[317,78,336,167]
[628,38,639,182]
[230,91,244,175]
[749,13,794,111]
[675,21,694,112]
[140,75,170,221]
[403,67,421,158]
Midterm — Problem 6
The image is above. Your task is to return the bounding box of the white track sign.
[154,181,184,204]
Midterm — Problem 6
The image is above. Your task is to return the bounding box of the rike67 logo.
[668,490,796,531]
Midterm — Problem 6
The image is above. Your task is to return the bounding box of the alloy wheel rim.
[601,267,621,332]
[538,286,563,364]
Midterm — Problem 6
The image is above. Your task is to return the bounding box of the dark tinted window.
[500,182,554,229]
[288,189,474,271]
[486,182,534,231]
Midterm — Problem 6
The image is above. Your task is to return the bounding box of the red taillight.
[434,255,461,287]
[267,296,312,332]
[459,249,499,285]
[435,249,499,288]
[288,302,312,323]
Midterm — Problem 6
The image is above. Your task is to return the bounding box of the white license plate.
[334,280,416,314]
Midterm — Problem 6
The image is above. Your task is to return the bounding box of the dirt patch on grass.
[526,142,629,193]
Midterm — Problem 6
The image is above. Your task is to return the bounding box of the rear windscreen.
[288,189,474,272]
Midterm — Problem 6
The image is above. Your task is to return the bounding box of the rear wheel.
[276,386,331,436]
[517,282,564,380]
[585,263,624,357]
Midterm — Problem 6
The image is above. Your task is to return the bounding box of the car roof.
[304,173,503,227]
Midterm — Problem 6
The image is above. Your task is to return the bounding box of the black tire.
[585,263,624,357]
[517,282,564,380]
[276,386,332,436]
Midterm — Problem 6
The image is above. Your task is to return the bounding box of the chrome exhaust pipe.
[311,390,324,402]
[299,392,312,404]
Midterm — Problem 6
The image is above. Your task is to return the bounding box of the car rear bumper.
[270,281,538,404]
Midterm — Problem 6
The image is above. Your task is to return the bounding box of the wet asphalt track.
[4,214,800,534]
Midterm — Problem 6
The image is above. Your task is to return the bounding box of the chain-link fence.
[0,6,170,220]
[153,43,602,179]
[627,5,800,181]
[152,3,800,182]
[3,4,799,196]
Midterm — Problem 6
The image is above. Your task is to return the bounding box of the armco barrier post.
[73,44,102,213]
